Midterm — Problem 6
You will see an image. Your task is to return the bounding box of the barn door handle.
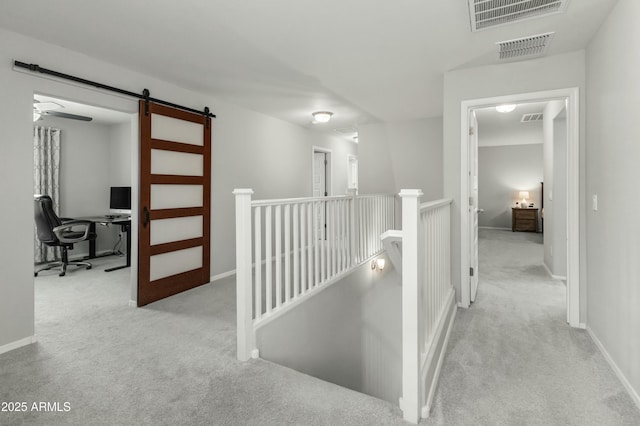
[143,206,150,228]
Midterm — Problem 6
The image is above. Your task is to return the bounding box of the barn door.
[138,101,211,306]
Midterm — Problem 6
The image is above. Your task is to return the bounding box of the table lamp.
[519,191,530,208]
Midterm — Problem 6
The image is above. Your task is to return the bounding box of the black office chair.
[34,195,97,277]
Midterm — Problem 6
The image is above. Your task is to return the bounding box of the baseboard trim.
[0,335,37,355]
[128,300,137,308]
[478,226,511,231]
[587,326,640,410]
[422,290,457,418]
[542,262,567,281]
[542,262,553,278]
[69,250,116,261]
[211,269,236,282]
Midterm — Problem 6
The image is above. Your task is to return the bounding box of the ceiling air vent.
[521,113,544,122]
[468,0,569,31]
[497,32,554,60]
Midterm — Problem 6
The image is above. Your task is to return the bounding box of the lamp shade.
[519,191,530,200]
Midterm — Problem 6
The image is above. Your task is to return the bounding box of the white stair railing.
[234,189,395,361]
[399,190,454,424]
[381,230,403,276]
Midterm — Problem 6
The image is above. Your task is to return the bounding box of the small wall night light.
[371,258,386,271]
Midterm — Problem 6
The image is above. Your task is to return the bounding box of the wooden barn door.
[138,101,211,306]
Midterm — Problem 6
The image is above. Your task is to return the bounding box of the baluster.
[307,201,320,290]
[294,203,300,298]
[308,202,314,288]
[284,204,291,304]
[320,200,326,283]
[275,205,282,308]
[359,198,364,262]
[331,200,337,277]
[300,203,307,294]
[265,205,272,314]
[254,207,262,320]
[340,200,345,272]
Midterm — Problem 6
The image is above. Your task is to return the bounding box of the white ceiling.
[34,94,132,125]
[476,101,548,127]
[1,0,618,133]
[475,101,547,147]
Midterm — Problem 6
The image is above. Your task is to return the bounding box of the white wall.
[257,252,401,405]
[0,28,361,349]
[360,118,443,201]
[443,51,586,317]
[478,144,543,229]
[586,0,640,404]
[108,121,132,187]
[479,120,543,147]
[358,123,396,195]
[387,118,443,201]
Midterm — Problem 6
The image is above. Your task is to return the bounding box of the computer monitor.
[109,186,131,215]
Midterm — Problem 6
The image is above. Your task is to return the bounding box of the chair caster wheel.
[34,272,38,277]
[87,266,92,270]
[59,272,66,277]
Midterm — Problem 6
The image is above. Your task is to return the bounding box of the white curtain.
[34,126,61,263]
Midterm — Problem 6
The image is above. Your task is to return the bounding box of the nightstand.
[512,208,539,232]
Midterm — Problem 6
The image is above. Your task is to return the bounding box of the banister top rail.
[420,198,453,211]
[251,195,348,206]
[356,193,396,198]
[251,193,395,207]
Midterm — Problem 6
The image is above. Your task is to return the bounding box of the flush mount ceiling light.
[312,111,333,123]
[496,104,516,113]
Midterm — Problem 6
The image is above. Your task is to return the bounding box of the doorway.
[460,88,580,327]
[312,147,332,198]
[32,92,139,305]
[312,147,332,240]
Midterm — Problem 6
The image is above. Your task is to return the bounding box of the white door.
[469,111,479,303]
[313,151,328,239]
[313,152,326,198]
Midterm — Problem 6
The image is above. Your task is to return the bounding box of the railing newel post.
[234,188,254,361]
[400,189,423,424]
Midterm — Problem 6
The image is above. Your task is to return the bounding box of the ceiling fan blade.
[34,100,63,112]
[44,111,93,122]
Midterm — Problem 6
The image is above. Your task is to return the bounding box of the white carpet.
[423,229,640,426]
[1,232,639,425]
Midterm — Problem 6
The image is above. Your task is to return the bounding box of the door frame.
[468,110,479,303]
[459,87,581,328]
[31,89,140,306]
